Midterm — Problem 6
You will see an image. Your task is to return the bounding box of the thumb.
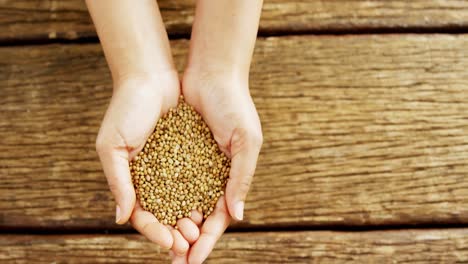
[96,144,136,225]
[225,127,263,221]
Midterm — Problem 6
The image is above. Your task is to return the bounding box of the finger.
[190,210,203,227]
[225,127,262,221]
[170,250,188,264]
[177,218,200,244]
[170,228,190,256]
[130,204,173,249]
[96,145,136,224]
[189,197,231,264]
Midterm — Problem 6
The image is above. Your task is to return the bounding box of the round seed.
[129,97,231,227]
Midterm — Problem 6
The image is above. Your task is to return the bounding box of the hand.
[96,72,197,254]
[171,70,263,263]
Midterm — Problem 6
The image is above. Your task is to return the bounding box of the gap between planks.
[1,229,468,263]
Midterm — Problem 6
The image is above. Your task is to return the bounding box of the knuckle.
[250,130,263,149]
[239,176,252,194]
[107,180,121,198]
[95,132,115,156]
[95,134,107,154]
[231,127,263,152]
[180,241,189,253]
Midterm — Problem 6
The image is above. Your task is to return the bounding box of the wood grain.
[1,229,468,263]
[1,35,468,229]
[2,0,468,42]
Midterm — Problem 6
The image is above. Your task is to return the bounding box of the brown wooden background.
[1,0,468,263]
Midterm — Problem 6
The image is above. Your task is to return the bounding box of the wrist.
[184,66,249,86]
[185,53,251,80]
[113,68,179,91]
[182,67,251,107]
[113,68,181,112]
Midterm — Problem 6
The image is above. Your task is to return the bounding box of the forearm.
[186,0,263,80]
[86,0,175,83]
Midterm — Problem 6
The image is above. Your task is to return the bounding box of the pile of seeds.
[130,97,230,226]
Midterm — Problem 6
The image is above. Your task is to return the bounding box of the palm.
[99,75,261,263]
[183,79,260,155]
[97,76,197,251]
[177,76,262,263]
[111,78,229,260]
[113,78,179,158]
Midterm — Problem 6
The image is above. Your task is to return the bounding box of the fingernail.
[115,205,121,224]
[234,201,244,221]
[169,251,174,258]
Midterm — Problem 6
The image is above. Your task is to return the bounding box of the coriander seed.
[130,97,230,227]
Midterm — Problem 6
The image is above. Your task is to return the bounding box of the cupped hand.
[95,72,196,254]
[171,70,263,263]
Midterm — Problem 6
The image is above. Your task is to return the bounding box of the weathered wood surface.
[1,229,468,263]
[1,35,468,229]
[2,0,468,41]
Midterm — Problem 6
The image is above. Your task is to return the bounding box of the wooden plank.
[2,0,468,42]
[1,35,468,229]
[1,229,468,263]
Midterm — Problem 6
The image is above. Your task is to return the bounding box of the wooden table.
[1,1,468,263]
